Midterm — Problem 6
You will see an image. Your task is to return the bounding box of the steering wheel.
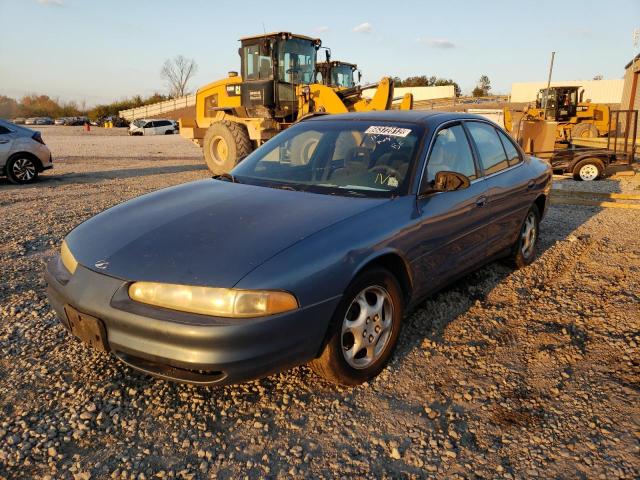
[370,165,402,181]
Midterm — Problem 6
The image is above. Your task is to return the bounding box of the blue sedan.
[45,111,552,386]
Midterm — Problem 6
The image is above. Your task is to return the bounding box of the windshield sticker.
[365,126,412,137]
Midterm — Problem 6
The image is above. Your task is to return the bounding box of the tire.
[571,123,598,139]
[202,120,252,175]
[310,267,404,386]
[572,158,604,181]
[6,155,39,184]
[508,204,540,269]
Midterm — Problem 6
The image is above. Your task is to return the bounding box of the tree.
[473,75,491,97]
[161,55,198,98]
[0,96,20,119]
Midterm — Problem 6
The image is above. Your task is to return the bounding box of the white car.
[129,119,176,136]
[0,119,53,184]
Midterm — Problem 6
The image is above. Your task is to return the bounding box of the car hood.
[65,179,387,286]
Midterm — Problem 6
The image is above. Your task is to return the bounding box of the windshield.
[331,65,355,88]
[132,119,145,127]
[232,120,423,197]
[278,38,316,84]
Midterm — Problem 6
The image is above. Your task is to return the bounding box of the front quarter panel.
[234,196,419,309]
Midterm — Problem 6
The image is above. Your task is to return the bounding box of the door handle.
[475,196,487,207]
[527,180,535,189]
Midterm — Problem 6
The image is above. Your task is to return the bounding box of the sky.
[0,0,638,106]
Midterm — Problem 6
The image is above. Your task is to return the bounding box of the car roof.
[0,118,35,135]
[306,110,493,127]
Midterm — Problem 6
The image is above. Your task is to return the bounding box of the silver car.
[0,119,53,184]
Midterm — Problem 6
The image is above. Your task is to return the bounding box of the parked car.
[0,119,53,184]
[34,117,54,125]
[129,119,175,136]
[12,117,26,125]
[54,118,67,125]
[45,111,551,386]
[24,118,37,125]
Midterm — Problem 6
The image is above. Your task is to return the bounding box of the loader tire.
[203,120,252,175]
[571,123,598,139]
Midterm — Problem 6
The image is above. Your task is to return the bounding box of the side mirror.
[358,70,362,83]
[422,171,470,195]
[325,50,330,62]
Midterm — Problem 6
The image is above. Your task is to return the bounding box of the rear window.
[497,130,522,166]
[466,122,509,175]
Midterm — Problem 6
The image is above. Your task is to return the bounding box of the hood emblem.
[94,260,109,270]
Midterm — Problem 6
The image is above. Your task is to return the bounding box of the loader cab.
[535,86,581,121]
[239,32,321,120]
[316,61,360,89]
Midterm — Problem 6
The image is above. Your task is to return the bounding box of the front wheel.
[310,267,404,386]
[6,155,39,184]
[202,120,252,175]
[508,204,540,268]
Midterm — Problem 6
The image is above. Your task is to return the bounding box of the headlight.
[128,282,298,318]
[60,240,78,274]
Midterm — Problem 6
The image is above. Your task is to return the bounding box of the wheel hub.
[341,286,393,369]
[521,211,537,258]
[579,164,598,181]
[210,136,229,165]
[12,158,36,181]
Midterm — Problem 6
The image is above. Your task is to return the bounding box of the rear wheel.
[6,155,39,184]
[203,120,252,175]
[572,158,604,181]
[310,267,404,386]
[571,123,598,139]
[508,204,540,268]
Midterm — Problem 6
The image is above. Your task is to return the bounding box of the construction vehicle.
[504,86,610,142]
[316,60,361,89]
[179,32,411,174]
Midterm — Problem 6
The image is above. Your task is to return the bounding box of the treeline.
[0,93,170,121]
[392,76,462,97]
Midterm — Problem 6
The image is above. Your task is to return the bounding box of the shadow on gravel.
[0,164,208,189]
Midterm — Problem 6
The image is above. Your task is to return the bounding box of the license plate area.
[64,305,109,352]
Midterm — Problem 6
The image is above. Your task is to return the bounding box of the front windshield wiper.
[213,173,239,183]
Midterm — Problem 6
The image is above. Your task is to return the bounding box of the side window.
[424,124,477,183]
[159,120,170,127]
[466,122,510,175]
[146,121,155,128]
[497,130,522,166]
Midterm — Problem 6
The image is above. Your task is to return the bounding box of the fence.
[118,95,196,121]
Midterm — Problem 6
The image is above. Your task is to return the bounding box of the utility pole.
[543,51,555,120]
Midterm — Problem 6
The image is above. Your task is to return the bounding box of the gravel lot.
[1,126,639,479]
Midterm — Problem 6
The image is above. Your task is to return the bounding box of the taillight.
[32,132,45,145]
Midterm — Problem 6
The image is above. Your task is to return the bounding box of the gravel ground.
[0,127,639,479]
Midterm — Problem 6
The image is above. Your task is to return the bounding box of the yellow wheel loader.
[504,86,610,143]
[316,60,360,89]
[179,32,411,174]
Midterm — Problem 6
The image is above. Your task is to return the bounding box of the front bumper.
[45,256,339,385]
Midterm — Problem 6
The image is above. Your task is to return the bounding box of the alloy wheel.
[12,158,36,182]
[521,211,537,258]
[341,286,394,369]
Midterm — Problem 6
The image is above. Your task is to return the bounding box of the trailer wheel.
[203,120,252,175]
[572,158,604,181]
[571,123,598,139]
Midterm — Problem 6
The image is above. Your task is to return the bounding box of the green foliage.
[0,93,170,120]
[392,75,461,97]
[473,75,491,97]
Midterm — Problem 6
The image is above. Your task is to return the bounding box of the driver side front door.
[411,123,490,298]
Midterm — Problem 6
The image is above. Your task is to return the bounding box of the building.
[510,79,624,104]
[621,53,640,111]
